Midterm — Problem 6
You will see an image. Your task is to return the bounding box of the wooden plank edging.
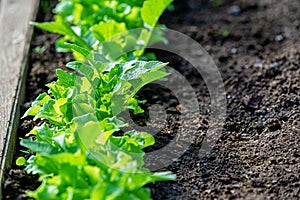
[0,0,39,197]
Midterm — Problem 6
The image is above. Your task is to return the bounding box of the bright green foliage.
[33,0,173,60]
[25,151,174,200]
[141,0,173,27]
[20,55,175,199]
[16,157,26,166]
[20,0,176,199]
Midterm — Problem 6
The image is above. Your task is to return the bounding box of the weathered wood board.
[0,0,39,197]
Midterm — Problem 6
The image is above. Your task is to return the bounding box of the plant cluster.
[33,0,172,60]
[18,0,175,199]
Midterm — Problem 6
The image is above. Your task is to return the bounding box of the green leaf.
[56,69,77,88]
[32,17,91,50]
[55,37,72,53]
[120,61,168,81]
[22,93,51,118]
[125,131,155,149]
[100,41,124,61]
[48,151,86,166]
[130,70,168,93]
[111,130,154,155]
[31,19,75,36]
[46,69,76,100]
[63,43,90,57]
[91,182,107,200]
[16,157,26,166]
[66,61,95,81]
[111,61,168,116]
[73,113,102,151]
[46,83,72,100]
[92,20,127,42]
[72,93,96,117]
[27,180,59,199]
[29,123,53,142]
[21,139,60,155]
[35,99,69,125]
[83,165,103,186]
[141,0,173,27]
[53,0,74,17]
[128,98,145,114]
[132,188,152,200]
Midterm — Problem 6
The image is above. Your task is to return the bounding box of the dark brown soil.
[3,0,300,199]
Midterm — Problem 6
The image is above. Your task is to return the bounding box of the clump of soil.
[3,0,300,199]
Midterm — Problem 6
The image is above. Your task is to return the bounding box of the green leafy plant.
[33,0,172,60]
[21,53,175,199]
[222,29,230,38]
[20,0,176,199]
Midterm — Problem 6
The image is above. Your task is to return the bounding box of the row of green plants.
[17,0,175,199]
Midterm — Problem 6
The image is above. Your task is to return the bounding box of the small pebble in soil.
[254,62,263,68]
[243,64,250,69]
[228,5,241,16]
[275,34,284,42]
[231,47,238,54]
[242,94,264,109]
[272,62,279,68]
